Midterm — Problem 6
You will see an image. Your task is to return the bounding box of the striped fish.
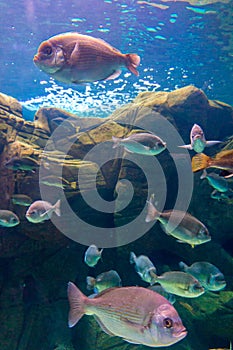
[34,32,140,84]
[67,283,187,347]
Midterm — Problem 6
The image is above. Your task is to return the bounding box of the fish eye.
[11,217,18,223]
[163,318,173,329]
[198,227,206,236]
[43,45,53,56]
[157,142,164,147]
[193,284,203,290]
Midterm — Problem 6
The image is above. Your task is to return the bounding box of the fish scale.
[34,32,140,84]
[68,283,187,347]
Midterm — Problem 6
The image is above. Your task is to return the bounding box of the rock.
[0,86,232,350]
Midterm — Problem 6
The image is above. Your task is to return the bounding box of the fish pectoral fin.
[69,42,79,62]
[178,144,193,150]
[205,140,222,147]
[105,70,122,80]
[40,209,52,218]
[124,148,134,154]
[93,316,115,336]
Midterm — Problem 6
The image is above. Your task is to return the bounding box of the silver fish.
[84,244,103,267]
[11,194,32,207]
[179,124,221,153]
[67,283,187,347]
[179,261,226,291]
[0,210,20,227]
[130,252,157,285]
[25,199,61,223]
[86,270,122,293]
[152,271,205,298]
[211,190,233,201]
[146,194,211,247]
[201,170,229,193]
[112,132,166,156]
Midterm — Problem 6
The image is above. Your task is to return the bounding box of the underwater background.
[1,0,233,117]
[0,1,233,350]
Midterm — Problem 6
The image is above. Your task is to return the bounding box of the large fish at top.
[67,282,187,347]
[33,32,140,84]
[179,124,221,153]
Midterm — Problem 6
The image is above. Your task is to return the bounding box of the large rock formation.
[0,85,232,350]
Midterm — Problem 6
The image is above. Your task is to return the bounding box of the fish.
[67,282,187,347]
[146,194,211,247]
[179,261,226,291]
[148,285,176,304]
[84,244,103,267]
[4,156,39,172]
[11,194,33,207]
[152,271,205,298]
[112,132,166,156]
[179,124,221,153]
[130,252,157,285]
[210,190,233,201]
[0,210,20,227]
[33,32,140,84]
[86,270,122,293]
[200,170,229,193]
[192,150,233,174]
[25,199,61,223]
[40,175,77,190]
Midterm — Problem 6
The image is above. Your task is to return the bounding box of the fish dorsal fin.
[93,37,121,53]
[93,287,120,298]
[215,149,233,160]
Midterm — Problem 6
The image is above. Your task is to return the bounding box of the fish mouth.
[33,54,40,64]
[174,328,187,339]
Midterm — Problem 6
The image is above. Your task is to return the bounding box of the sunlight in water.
[21,74,161,118]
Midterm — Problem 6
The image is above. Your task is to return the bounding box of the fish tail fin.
[112,136,121,149]
[86,276,96,291]
[53,199,61,216]
[67,282,87,327]
[70,181,77,190]
[200,169,207,180]
[145,194,160,223]
[129,251,136,264]
[178,261,188,271]
[125,54,140,76]
[191,153,211,172]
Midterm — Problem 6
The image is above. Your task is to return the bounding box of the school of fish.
[0,34,231,348]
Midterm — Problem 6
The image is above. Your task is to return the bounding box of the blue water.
[0,0,233,117]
